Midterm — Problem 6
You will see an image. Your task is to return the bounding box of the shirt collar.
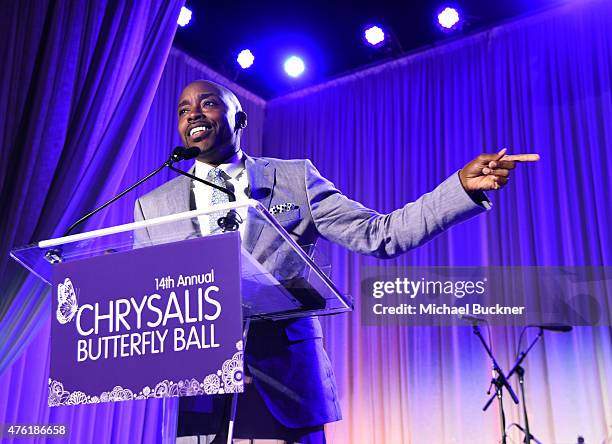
[194,150,245,181]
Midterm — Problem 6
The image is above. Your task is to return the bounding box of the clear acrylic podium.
[11,199,353,321]
[11,200,353,443]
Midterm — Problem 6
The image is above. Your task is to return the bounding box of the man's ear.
[235,111,248,131]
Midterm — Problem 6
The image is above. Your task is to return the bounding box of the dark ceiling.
[173,0,563,99]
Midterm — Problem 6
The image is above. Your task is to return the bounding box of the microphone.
[64,144,243,242]
[533,324,573,332]
[171,146,200,161]
[165,149,241,232]
[64,146,201,237]
[165,157,240,232]
[166,163,236,201]
[459,314,487,325]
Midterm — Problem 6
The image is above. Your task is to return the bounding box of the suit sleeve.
[303,159,490,259]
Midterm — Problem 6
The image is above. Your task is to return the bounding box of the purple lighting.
[364,26,385,46]
[284,56,305,78]
[177,7,192,27]
[437,7,461,30]
[237,49,254,69]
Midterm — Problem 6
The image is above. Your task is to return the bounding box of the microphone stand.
[63,148,240,238]
[484,328,544,444]
[63,160,173,237]
[166,164,241,232]
[47,151,189,263]
[472,325,519,444]
[507,423,543,444]
[166,164,235,199]
[52,148,241,263]
[516,365,533,444]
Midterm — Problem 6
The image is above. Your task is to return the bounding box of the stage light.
[364,26,385,46]
[284,56,305,78]
[177,7,192,27]
[437,7,461,30]
[237,49,255,69]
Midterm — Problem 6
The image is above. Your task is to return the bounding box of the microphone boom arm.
[62,146,236,237]
[63,161,170,237]
[166,164,236,201]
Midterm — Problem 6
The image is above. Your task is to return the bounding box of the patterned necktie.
[206,167,229,233]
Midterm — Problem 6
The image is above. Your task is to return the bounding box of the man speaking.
[134,80,539,443]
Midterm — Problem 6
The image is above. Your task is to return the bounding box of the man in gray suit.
[134,80,539,443]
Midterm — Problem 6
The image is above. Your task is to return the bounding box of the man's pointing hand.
[459,148,540,191]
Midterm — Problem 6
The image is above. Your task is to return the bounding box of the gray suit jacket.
[134,155,489,428]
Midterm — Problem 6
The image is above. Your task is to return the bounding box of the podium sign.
[10,200,352,413]
[48,232,244,407]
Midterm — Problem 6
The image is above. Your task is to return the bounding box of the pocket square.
[270,202,299,215]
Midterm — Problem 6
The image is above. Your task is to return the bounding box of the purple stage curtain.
[0,39,266,444]
[1,0,610,443]
[0,1,184,443]
[264,1,612,443]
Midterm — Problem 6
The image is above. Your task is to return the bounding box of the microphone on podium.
[63,145,241,240]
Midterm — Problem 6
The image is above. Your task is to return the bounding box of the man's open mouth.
[188,123,213,139]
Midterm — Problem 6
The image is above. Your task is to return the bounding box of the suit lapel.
[243,155,275,253]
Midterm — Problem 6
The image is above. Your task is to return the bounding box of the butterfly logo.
[56,278,78,324]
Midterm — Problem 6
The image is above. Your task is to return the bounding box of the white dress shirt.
[192,150,250,236]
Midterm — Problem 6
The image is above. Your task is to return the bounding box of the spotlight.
[237,49,255,69]
[437,6,461,30]
[284,56,305,78]
[177,7,192,27]
[364,25,385,46]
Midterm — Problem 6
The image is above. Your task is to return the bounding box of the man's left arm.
[305,149,539,259]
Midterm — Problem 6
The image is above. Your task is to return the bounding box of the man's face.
[177,81,242,165]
